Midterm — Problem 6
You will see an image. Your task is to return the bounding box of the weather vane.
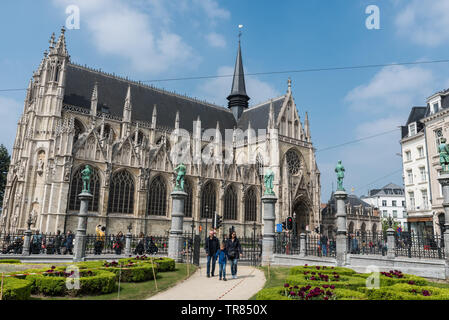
[238,24,243,42]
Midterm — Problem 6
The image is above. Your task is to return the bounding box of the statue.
[439,137,449,172]
[81,165,92,193]
[174,163,186,191]
[335,160,345,191]
[29,208,38,226]
[264,168,275,195]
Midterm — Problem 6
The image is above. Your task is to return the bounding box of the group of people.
[134,232,159,255]
[28,230,74,255]
[318,234,336,257]
[204,230,243,281]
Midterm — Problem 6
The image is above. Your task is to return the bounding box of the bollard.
[386,228,396,260]
[299,233,306,257]
[125,233,132,256]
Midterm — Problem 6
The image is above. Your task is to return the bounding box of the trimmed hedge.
[256,286,367,300]
[100,263,157,282]
[25,268,116,297]
[362,283,449,300]
[353,272,428,287]
[118,257,175,272]
[0,259,21,264]
[290,266,356,276]
[0,277,32,300]
[285,274,366,290]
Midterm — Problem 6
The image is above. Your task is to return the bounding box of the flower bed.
[289,265,356,276]
[119,256,175,272]
[363,283,449,300]
[0,259,22,264]
[100,260,157,282]
[256,285,366,300]
[353,270,428,287]
[0,277,32,300]
[24,266,116,296]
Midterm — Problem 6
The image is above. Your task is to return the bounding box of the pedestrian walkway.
[148,265,266,300]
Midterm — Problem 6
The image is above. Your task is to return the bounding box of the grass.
[26,263,197,300]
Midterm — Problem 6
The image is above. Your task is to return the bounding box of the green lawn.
[30,263,197,300]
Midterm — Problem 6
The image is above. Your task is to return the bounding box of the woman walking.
[225,231,242,279]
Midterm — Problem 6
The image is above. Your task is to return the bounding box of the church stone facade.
[0,28,321,237]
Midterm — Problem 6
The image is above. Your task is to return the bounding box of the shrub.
[285,274,366,290]
[362,283,449,300]
[354,272,428,287]
[0,259,21,264]
[25,268,116,297]
[119,256,175,272]
[255,286,366,300]
[101,260,157,282]
[0,277,32,300]
[290,265,356,276]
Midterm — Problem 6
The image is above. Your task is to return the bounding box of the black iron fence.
[1,234,24,254]
[305,234,336,258]
[274,233,301,255]
[237,235,262,266]
[395,233,445,260]
[348,232,387,256]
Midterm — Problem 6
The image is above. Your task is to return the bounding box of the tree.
[381,217,399,238]
[0,145,10,208]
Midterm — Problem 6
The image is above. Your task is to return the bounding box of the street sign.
[276,224,283,232]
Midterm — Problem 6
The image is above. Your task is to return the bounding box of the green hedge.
[0,277,32,300]
[289,266,356,276]
[362,283,449,300]
[0,259,21,264]
[256,286,367,300]
[100,263,157,282]
[25,268,116,297]
[118,257,175,272]
[353,273,428,287]
[285,274,366,290]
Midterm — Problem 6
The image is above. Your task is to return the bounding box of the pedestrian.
[225,231,242,279]
[113,231,124,255]
[205,230,219,277]
[134,232,145,255]
[146,237,158,255]
[320,234,328,257]
[95,225,106,255]
[215,242,228,281]
[64,230,74,255]
[54,230,62,254]
[31,231,42,254]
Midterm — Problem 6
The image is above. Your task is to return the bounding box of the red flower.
[284,283,290,288]
[422,290,431,296]
[330,285,335,289]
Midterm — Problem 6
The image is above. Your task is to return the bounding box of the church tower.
[227,39,250,120]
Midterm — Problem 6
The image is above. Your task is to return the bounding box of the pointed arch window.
[224,185,238,221]
[201,182,216,219]
[68,166,100,212]
[74,119,85,144]
[148,175,167,216]
[184,180,193,218]
[244,188,257,222]
[108,170,135,214]
[286,149,301,175]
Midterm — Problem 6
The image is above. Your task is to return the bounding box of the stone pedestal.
[125,232,132,256]
[168,191,187,262]
[386,228,396,259]
[299,233,306,258]
[262,194,277,266]
[335,190,348,266]
[438,174,449,267]
[73,192,92,262]
[22,229,32,256]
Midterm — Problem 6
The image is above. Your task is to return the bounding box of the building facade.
[0,28,321,237]
[400,107,434,235]
[421,88,449,236]
[321,193,381,238]
[361,183,406,230]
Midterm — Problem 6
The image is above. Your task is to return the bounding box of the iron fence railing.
[348,232,387,256]
[305,234,336,258]
[0,234,24,254]
[395,233,445,260]
[274,233,301,255]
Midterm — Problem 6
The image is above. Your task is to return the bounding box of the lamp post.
[125,223,132,256]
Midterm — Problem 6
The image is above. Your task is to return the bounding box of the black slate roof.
[323,193,372,216]
[367,183,404,197]
[401,106,426,139]
[236,96,285,131]
[63,64,237,134]
[424,89,449,117]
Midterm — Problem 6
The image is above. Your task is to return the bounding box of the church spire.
[227,30,250,121]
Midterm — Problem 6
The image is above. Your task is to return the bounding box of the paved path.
[149,265,266,300]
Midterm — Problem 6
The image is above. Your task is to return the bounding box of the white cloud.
[196,66,280,106]
[53,0,202,73]
[205,32,226,48]
[0,96,22,152]
[345,65,434,114]
[192,0,230,22]
[395,0,449,46]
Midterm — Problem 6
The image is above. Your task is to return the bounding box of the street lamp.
[127,223,132,234]
[26,215,33,231]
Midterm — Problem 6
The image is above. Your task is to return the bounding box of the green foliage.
[362,283,449,300]
[118,257,175,272]
[25,269,116,297]
[285,274,366,290]
[1,277,32,300]
[0,144,10,208]
[353,272,428,287]
[100,263,157,282]
[255,286,367,300]
[289,265,356,276]
[0,259,21,264]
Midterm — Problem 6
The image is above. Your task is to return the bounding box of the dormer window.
[408,122,416,136]
[433,102,439,113]
[430,97,442,114]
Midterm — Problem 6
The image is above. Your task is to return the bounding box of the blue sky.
[1,0,449,202]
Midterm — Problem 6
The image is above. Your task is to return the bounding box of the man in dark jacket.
[54,230,62,254]
[205,230,219,277]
